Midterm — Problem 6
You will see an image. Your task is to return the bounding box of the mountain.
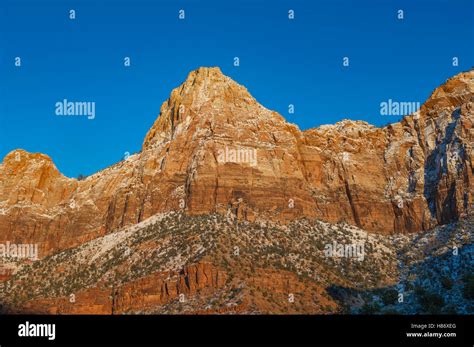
[0,67,472,314]
[0,67,472,257]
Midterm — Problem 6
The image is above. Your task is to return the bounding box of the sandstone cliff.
[0,67,472,257]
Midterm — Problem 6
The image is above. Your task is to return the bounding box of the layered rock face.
[10,262,227,314]
[0,67,472,257]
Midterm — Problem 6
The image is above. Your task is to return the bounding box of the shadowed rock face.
[0,67,472,257]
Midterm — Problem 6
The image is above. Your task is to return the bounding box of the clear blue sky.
[1,0,473,178]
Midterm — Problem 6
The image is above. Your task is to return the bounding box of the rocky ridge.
[0,67,472,259]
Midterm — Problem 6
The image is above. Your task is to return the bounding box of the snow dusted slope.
[0,212,472,314]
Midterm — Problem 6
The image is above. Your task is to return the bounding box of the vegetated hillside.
[0,212,471,314]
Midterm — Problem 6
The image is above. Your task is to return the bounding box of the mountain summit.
[0,67,472,257]
[143,67,261,149]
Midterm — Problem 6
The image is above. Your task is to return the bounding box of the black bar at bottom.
[0,314,472,345]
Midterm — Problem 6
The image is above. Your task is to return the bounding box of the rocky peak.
[142,67,257,150]
[179,66,252,103]
[0,149,75,208]
[310,119,377,136]
[2,149,53,168]
[421,69,473,116]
